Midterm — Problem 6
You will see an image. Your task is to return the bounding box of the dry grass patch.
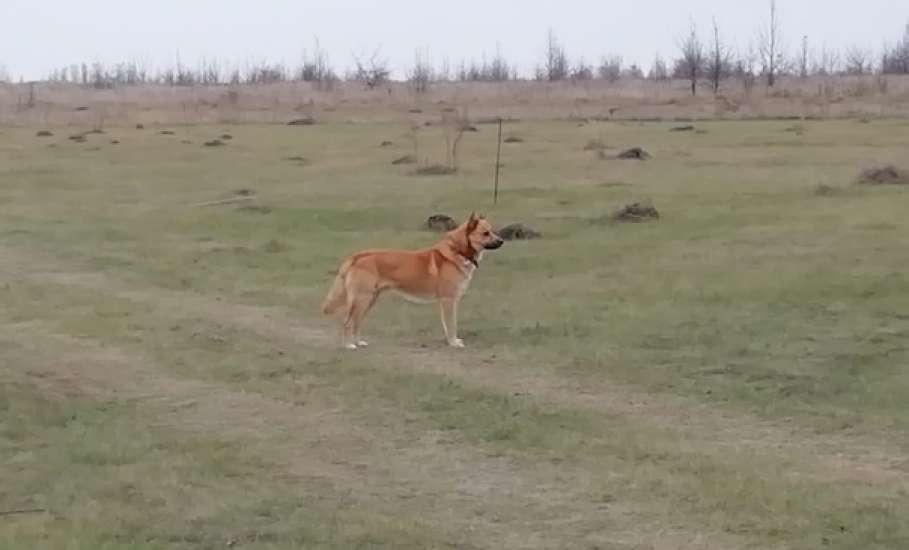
[856,165,909,186]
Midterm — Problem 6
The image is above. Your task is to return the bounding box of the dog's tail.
[321,257,354,315]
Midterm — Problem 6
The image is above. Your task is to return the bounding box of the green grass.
[2,118,909,549]
[0,379,451,550]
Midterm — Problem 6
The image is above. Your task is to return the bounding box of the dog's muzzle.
[484,239,505,250]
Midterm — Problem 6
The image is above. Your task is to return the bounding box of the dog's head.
[456,212,504,252]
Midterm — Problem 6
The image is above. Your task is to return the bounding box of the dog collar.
[463,244,479,269]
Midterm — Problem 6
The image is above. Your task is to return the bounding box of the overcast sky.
[2,0,907,80]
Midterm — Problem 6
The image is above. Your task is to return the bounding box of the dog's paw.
[343,343,359,350]
[356,340,369,348]
[448,338,465,349]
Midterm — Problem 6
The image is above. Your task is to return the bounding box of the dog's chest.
[457,262,477,295]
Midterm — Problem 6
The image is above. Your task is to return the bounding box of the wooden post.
[493,118,503,205]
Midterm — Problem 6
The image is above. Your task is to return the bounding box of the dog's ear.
[466,211,479,233]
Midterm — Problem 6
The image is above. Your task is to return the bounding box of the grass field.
[2,117,909,549]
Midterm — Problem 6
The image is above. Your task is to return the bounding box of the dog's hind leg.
[352,292,378,347]
[342,295,361,350]
[343,290,378,349]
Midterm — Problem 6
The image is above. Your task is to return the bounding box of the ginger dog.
[321,213,504,349]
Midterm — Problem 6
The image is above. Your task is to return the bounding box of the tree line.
[6,2,908,93]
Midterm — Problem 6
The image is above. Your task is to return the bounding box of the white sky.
[2,0,907,80]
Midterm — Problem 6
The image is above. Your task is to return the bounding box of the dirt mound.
[598,181,632,188]
[504,136,524,143]
[35,130,53,137]
[414,165,457,176]
[380,140,394,147]
[159,130,175,135]
[497,223,542,241]
[203,139,226,147]
[135,123,144,130]
[287,117,316,126]
[220,134,233,140]
[263,239,290,253]
[856,166,909,186]
[425,214,458,232]
[617,147,651,160]
[237,205,272,214]
[670,125,695,132]
[392,154,417,165]
[613,201,660,222]
[110,140,120,145]
[814,184,842,196]
[283,155,306,163]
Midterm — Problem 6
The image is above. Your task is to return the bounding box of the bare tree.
[441,109,469,172]
[300,38,338,90]
[200,57,220,85]
[437,56,451,82]
[0,64,11,83]
[648,55,669,80]
[407,49,434,93]
[812,46,841,75]
[351,47,390,89]
[798,35,809,78]
[882,22,909,74]
[571,58,594,81]
[758,0,783,86]
[597,55,623,82]
[844,46,872,75]
[488,45,514,81]
[455,47,513,82]
[243,60,286,85]
[734,46,758,95]
[676,21,705,96]
[543,29,569,81]
[707,18,733,94]
[624,64,645,79]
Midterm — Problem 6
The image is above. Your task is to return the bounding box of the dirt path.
[3,319,743,550]
[2,245,905,489]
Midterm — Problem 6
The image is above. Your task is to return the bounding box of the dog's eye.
[483,231,491,236]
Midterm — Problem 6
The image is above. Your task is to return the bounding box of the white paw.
[448,338,465,348]
[356,340,369,348]
[344,343,358,350]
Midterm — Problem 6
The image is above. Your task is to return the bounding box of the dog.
[321,212,504,349]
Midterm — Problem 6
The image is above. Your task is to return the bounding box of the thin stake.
[493,118,503,205]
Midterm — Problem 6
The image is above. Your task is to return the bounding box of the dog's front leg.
[439,299,464,348]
